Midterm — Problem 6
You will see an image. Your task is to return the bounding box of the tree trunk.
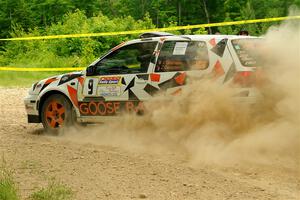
[178,0,181,25]
[202,0,212,34]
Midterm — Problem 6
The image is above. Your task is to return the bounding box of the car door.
[149,40,210,95]
[77,41,158,117]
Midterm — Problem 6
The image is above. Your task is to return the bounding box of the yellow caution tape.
[1,16,300,72]
[0,67,84,72]
[0,16,299,41]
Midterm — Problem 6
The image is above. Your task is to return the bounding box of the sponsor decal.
[79,101,144,116]
[98,86,121,96]
[99,76,121,85]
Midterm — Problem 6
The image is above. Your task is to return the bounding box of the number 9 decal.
[83,78,97,96]
[88,79,94,95]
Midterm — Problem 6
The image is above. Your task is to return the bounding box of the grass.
[0,160,19,200]
[29,181,73,200]
[0,171,19,200]
[0,71,70,87]
[0,158,73,200]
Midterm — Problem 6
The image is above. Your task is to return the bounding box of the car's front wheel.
[41,94,76,134]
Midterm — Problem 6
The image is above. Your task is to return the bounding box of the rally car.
[24,32,262,133]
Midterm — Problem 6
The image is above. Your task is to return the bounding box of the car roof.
[182,34,260,40]
[126,34,261,45]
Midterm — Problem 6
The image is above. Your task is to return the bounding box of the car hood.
[28,71,84,95]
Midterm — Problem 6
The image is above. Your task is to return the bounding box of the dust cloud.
[62,10,300,170]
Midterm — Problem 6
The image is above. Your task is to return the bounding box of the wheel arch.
[38,90,74,121]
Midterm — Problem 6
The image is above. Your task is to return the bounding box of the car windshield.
[232,38,263,67]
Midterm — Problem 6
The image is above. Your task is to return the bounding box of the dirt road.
[0,88,299,200]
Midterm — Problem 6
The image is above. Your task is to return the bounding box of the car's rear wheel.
[41,94,76,134]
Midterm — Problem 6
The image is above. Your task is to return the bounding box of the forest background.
[0,0,299,74]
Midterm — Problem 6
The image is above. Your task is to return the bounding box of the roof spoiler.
[139,32,174,39]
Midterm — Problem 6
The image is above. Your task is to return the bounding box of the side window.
[155,41,209,72]
[95,42,157,75]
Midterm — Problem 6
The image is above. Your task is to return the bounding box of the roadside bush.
[0,9,210,69]
[0,10,155,69]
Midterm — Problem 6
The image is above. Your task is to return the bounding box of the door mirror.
[86,65,96,76]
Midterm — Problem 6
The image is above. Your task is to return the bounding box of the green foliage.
[217,15,236,35]
[0,160,19,200]
[0,71,61,87]
[29,181,73,200]
[0,0,298,38]
[0,10,156,69]
[0,0,299,70]
[193,28,208,35]
[0,158,73,200]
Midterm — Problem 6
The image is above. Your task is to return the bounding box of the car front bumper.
[24,94,40,123]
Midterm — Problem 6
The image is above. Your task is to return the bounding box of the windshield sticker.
[173,42,188,55]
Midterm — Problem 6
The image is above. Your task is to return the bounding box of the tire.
[41,94,76,134]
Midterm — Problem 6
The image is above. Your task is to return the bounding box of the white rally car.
[24,32,262,132]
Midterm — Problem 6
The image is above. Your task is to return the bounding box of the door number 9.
[88,79,94,95]
[84,78,97,96]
